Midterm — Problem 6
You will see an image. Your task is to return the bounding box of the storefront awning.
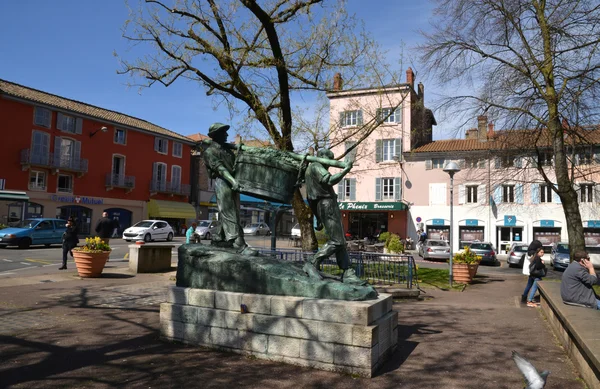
[338,201,408,211]
[148,199,196,219]
[0,191,29,202]
[209,194,290,209]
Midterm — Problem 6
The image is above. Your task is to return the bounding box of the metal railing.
[257,248,417,289]
[150,181,191,196]
[20,149,89,173]
[105,173,135,189]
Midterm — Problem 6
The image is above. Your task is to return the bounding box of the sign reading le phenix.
[338,202,406,211]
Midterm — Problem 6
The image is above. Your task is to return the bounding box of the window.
[466,185,478,203]
[376,177,400,201]
[31,130,50,165]
[54,137,81,169]
[29,171,46,191]
[57,174,73,193]
[580,184,594,202]
[429,183,447,205]
[37,220,53,230]
[344,141,357,163]
[114,129,126,145]
[171,165,182,191]
[382,178,396,200]
[577,151,592,165]
[339,110,363,127]
[344,179,352,199]
[432,158,446,169]
[503,185,515,203]
[540,184,553,203]
[152,162,167,191]
[173,142,183,158]
[376,138,401,162]
[501,155,514,168]
[34,106,51,128]
[155,137,168,154]
[377,107,401,124]
[538,152,552,166]
[56,113,81,134]
[382,139,396,162]
[465,158,484,169]
[337,178,356,201]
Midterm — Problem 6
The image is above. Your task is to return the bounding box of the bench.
[128,244,174,273]
[538,281,600,389]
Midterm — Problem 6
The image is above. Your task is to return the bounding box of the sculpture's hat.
[208,122,230,138]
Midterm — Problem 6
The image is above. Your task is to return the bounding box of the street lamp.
[443,161,461,287]
[90,126,108,138]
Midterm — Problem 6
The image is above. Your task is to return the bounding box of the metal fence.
[257,248,417,289]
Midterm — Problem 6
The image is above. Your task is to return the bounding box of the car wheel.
[144,233,151,243]
[205,232,211,241]
[166,232,173,242]
[18,238,31,249]
[126,240,131,242]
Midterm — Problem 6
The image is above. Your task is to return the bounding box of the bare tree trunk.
[291,189,317,250]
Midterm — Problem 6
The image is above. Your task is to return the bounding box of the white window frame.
[382,139,396,162]
[114,128,127,145]
[382,178,395,200]
[155,137,168,154]
[173,142,183,158]
[466,185,478,204]
[379,107,401,124]
[432,158,446,169]
[503,184,515,203]
[539,152,553,166]
[34,106,51,128]
[540,184,553,203]
[57,174,73,193]
[29,170,46,191]
[580,183,594,202]
[344,179,352,199]
[341,110,361,127]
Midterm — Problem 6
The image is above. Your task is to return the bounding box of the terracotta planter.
[452,263,479,284]
[73,251,110,278]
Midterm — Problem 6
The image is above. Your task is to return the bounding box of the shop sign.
[540,220,555,227]
[51,195,104,205]
[504,215,516,226]
[465,219,478,226]
[338,202,407,211]
[587,220,600,228]
[431,219,445,225]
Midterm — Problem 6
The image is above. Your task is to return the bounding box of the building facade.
[0,79,196,235]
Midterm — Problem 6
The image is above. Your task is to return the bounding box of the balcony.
[20,149,89,176]
[150,181,191,197]
[105,173,135,193]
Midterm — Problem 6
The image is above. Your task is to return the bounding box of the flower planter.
[452,263,479,284]
[73,251,110,278]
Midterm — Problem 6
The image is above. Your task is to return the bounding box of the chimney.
[465,128,478,140]
[477,115,488,141]
[487,122,495,138]
[418,82,424,100]
[406,68,414,88]
[333,73,343,91]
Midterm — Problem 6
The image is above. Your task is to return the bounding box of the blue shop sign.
[431,219,445,226]
[540,220,555,227]
[588,220,600,228]
[50,195,104,205]
[465,219,478,226]
[504,215,516,226]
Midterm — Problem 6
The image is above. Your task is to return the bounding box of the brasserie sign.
[338,202,407,211]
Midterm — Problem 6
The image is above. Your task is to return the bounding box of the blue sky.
[0,0,442,139]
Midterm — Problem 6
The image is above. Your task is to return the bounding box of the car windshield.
[428,240,448,247]
[556,244,569,253]
[248,224,260,228]
[133,221,154,228]
[292,224,299,229]
[15,219,38,229]
[198,221,211,227]
[470,243,492,250]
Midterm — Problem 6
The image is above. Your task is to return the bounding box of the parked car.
[466,242,499,266]
[586,246,600,269]
[418,239,451,260]
[243,222,271,236]
[540,245,553,265]
[507,243,529,268]
[195,220,221,240]
[0,218,67,249]
[291,223,301,238]
[122,220,174,242]
[550,242,570,270]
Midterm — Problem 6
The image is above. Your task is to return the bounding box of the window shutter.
[394,177,401,200]
[493,185,502,204]
[516,183,524,204]
[494,157,500,169]
[425,160,432,170]
[531,154,538,166]
[376,108,382,122]
[395,138,402,159]
[574,183,581,202]
[594,184,600,203]
[350,178,356,201]
[152,162,158,190]
[552,184,561,203]
[478,159,485,169]
[357,110,363,125]
[154,138,160,152]
[478,184,486,204]
[458,184,465,204]
[594,147,600,164]
[375,140,382,163]
[56,113,64,131]
[339,112,344,127]
[515,157,522,168]
[75,118,83,134]
[459,159,466,169]
[53,136,62,168]
[574,154,580,165]
[74,141,81,167]
[337,181,345,201]
[531,184,540,204]
[396,107,402,123]
[375,178,382,201]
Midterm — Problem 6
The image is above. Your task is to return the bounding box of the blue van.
[0,218,67,249]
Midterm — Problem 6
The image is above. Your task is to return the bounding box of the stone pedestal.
[129,244,174,273]
[160,286,398,377]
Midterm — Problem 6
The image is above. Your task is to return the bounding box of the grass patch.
[416,268,466,291]
[594,285,600,295]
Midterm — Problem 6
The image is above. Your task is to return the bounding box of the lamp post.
[90,126,108,138]
[443,161,461,287]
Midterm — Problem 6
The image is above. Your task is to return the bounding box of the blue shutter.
[75,118,83,134]
[493,185,502,204]
[395,138,402,159]
[350,178,356,201]
[56,113,64,131]
[357,110,363,125]
[516,183,524,204]
[74,141,81,169]
[53,136,62,168]
[338,181,345,201]
[375,140,382,163]
[531,184,540,204]
[375,178,382,201]
[152,162,158,191]
[394,177,401,200]
[553,184,561,203]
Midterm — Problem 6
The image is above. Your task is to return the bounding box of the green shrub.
[378,231,391,243]
[0,224,7,230]
[386,234,404,253]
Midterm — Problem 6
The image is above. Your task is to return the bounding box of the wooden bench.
[538,281,600,389]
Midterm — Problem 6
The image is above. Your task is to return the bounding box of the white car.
[291,223,301,238]
[243,222,271,236]
[122,220,174,242]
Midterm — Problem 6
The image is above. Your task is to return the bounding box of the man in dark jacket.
[561,250,600,309]
[95,212,115,244]
[60,218,78,270]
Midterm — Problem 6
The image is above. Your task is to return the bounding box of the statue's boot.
[302,262,323,280]
[233,238,258,256]
[341,268,369,286]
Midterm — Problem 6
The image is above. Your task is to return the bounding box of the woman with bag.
[526,247,547,307]
[521,240,542,303]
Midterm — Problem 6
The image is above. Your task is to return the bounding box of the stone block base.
[129,244,173,273]
[160,286,398,377]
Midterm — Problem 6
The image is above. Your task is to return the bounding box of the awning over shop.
[0,191,29,202]
[338,201,408,211]
[148,199,196,219]
[209,194,289,208]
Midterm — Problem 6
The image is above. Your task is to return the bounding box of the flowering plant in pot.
[72,237,111,278]
[450,246,481,283]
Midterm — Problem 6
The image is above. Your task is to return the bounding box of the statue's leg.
[214,179,243,245]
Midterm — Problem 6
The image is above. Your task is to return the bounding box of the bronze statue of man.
[203,123,255,255]
[304,148,364,284]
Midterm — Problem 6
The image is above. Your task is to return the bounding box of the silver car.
[550,242,570,270]
[243,222,271,236]
[418,239,450,260]
[195,220,221,240]
[507,243,528,268]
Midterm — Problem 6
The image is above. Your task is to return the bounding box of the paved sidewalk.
[0,265,584,388]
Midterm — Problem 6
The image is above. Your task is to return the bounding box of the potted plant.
[72,237,111,278]
[451,246,482,284]
[382,233,404,254]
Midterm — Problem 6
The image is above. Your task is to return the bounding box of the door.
[32,220,55,244]
[154,221,168,240]
[104,208,132,237]
[112,156,125,186]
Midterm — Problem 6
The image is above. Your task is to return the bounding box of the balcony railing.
[105,173,135,192]
[20,149,89,175]
[150,181,191,196]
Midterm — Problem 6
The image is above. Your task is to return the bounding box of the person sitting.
[561,250,600,310]
[186,223,200,244]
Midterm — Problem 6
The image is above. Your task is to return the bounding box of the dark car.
[467,242,499,266]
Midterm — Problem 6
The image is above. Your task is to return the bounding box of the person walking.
[95,212,115,245]
[186,222,198,244]
[561,250,600,309]
[60,218,78,270]
[521,239,543,303]
[526,247,547,307]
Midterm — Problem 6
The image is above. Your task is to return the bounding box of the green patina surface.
[176,244,378,301]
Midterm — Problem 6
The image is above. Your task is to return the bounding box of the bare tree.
[118,0,394,249]
[419,0,600,255]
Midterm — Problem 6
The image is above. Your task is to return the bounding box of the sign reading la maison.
[50,195,104,205]
[338,202,407,211]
